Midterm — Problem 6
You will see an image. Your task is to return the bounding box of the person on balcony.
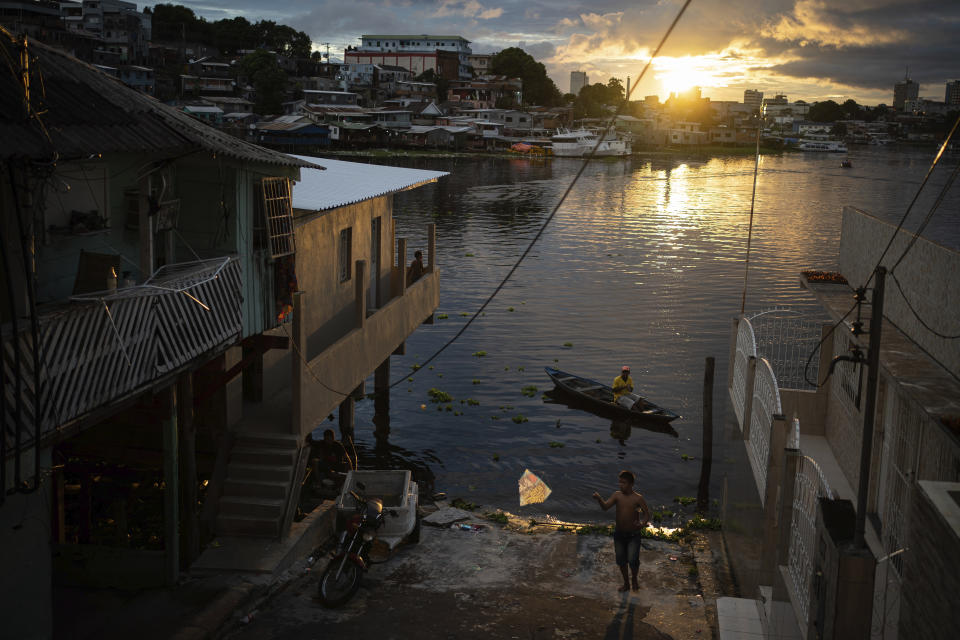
[407,250,424,285]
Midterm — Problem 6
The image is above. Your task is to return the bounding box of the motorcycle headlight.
[362,531,374,542]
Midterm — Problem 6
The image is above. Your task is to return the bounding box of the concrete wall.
[0,448,53,640]
[823,326,863,493]
[295,270,439,438]
[900,481,960,640]
[839,206,960,378]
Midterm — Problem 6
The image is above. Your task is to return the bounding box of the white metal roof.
[291,155,448,211]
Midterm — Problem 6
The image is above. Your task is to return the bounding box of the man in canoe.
[592,470,651,592]
[612,366,634,403]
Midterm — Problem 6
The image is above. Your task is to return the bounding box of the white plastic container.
[336,470,418,548]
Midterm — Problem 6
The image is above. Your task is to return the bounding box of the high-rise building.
[743,89,763,112]
[946,80,960,106]
[893,77,919,110]
[570,70,589,95]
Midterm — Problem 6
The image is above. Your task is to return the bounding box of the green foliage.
[427,388,453,403]
[471,379,481,385]
[490,47,562,106]
[674,496,697,506]
[808,99,844,122]
[239,49,286,114]
[472,351,487,357]
[511,415,529,424]
[466,398,480,406]
[437,313,448,319]
[492,453,500,461]
[685,515,722,531]
[548,441,564,448]
[563,342,573,348]
[521,385,538,397]
[573,79,625,118]
[451,498,478,511]
[485,511,509,524]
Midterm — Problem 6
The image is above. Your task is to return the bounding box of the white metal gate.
[787,456,834,624]
[748,357,781,498]
[732,316,757,430]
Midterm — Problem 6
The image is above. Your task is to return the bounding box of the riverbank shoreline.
[313,145,784,161]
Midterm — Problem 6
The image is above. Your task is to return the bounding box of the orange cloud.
[763,0,908,47]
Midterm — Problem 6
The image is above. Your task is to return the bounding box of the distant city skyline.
[164,1,960,106]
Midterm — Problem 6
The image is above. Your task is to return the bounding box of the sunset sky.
[171,0,960,105]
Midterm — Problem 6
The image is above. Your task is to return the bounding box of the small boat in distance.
[840,159,853,168]
[798,139,848,152]
[544,367,680,423]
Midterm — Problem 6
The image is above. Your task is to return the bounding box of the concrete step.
[215,514,280,538]
[219,496,285,519]
[233,430,301,450]
[230,446,298,466]
[223,477,289,500]
[226,463,293,483]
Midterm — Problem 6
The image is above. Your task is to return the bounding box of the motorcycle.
[318,483,397,607]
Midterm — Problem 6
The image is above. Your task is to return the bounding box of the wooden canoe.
[544,367,680,423]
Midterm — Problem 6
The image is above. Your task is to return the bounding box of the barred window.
[259,177,295,258]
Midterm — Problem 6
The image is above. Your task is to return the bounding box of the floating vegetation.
[491,415,501,420]
[407,377,414,382]
[507,307,515,312]
[485,511,509,524]
[460,312,470,317]
[512,415,529,424]
[517,366,525,372]
[680,454,692,461]
[437,313,449,320]
[472,379,481,385]
[563,342,573,348]
[465,253,475,257]
[521,385,538,397]
[553,358,559,363]
[674,496,697,506]
[427,388,453,403]
[492,453,500,461]
[451,498,478,511]
[411,363,421,371]
[549,441,564,448]
[428,365,434,370]
[445,405,453,412]
[466,398,480,406]
[472,351,487,357]
[437,373,444,378]
[504,367,510,371]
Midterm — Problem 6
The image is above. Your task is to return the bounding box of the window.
[258,177,296,258]
[338,227,352,282]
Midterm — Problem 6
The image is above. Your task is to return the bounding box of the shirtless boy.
[592,470,651,592]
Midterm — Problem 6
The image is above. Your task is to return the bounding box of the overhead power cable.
[383,0,695,391]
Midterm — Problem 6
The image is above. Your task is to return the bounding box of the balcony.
[2,257,241,459]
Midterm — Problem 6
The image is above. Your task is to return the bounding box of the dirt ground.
[222,514,722,640]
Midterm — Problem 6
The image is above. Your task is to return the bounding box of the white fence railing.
[748,357,782,498]
[732,316,757,429]
[787,455,835,625]
[2,258,242,454]
[748,308,823,390]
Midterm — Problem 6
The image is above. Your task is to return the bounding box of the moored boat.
[798,139,848,152]
[550,128,631,157]
[544,367,680,423]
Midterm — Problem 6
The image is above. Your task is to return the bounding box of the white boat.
[798,139,848,152]
[549,128,631,157]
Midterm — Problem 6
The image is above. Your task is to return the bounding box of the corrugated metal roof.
[1,38,318,169]
[291,155,447,212]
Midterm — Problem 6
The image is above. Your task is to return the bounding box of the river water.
[345,146,959,523]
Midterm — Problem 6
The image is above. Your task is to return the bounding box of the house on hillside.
[725,207,960,639]
[0,37,444,635]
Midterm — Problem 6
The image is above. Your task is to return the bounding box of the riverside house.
[724,206,960,639]
[1,37,443,636]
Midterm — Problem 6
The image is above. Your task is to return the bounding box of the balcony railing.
[2,257,241,456]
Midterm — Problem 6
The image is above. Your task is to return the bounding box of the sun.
[655,56,724,97]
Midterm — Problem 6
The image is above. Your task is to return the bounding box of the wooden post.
[137,174,153,281]
[52,464,65,544]
[355,259,366,328]
[162,385,179,586]
[398,238,407,295]
[339,395,355,443]
[291,291,305,437]
[427,223,436,272]
[374,358,390,417]
[178,372,199,567]
[697,356,714,513]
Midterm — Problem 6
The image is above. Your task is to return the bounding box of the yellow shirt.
[612,374,634,401]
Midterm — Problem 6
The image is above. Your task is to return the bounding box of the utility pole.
[854,266,886,548]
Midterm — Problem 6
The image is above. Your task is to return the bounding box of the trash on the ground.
[451,523,486,532]
[307,556,316,565]
[423,506,473,527]
[518,468,552,506]
[669,556,678,561]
